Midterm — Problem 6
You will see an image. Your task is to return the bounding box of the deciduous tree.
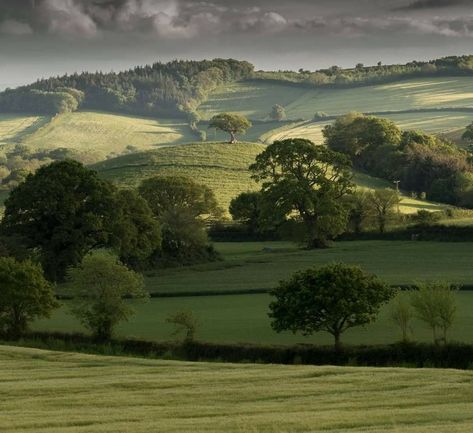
[269,263,393,349]
[208,113,252,143]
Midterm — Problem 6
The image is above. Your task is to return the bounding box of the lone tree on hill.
[0,257,58,339]
[250,138,354,248]
[208,113,252,143]
[269,263,393,350]
[269,104,286,121]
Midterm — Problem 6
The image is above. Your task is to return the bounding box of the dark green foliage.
[208,113,252,143]
[0,59,254,117]
[0,257,58,338]
[229,191,264,235]
[108,189,162,270]
[250,138,353,248]
[411,210,442,226]
[324,113,473,206]
[269,264,393,349]
[13,331,473,370]
[139,176,222,265]
[2,160,117,281]
[253,55,473,89]
[366,189,400,233]
[0,87,83,114]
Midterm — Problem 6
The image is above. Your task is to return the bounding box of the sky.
[1,0,473,88]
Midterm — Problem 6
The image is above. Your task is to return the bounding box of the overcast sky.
[2,0,473,88]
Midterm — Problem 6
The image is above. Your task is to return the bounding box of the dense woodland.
[0,59,254,116]
[2,56,473,117]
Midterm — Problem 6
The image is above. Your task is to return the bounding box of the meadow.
[3,345,473,433]
[198,77,473,119]
[33,240,473,345]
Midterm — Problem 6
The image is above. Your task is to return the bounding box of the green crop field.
[3,346,473,433]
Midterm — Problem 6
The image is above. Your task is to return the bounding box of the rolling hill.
[93,141,444,214]
[2,345,473,433]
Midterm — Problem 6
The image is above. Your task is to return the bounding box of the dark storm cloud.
[2,0,473,38]
[2,0,473,87]
[395,0,472,11]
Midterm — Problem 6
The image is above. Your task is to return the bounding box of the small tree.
[166,310,199,343]
[269,263,393,349]
[208,113,252,143]
[344,190,371,233]
[367,189,400,233]
[269,104,286,121]
[67,251,148,340]
[0,257,58,338]
[390,291,414,343]
[411,282,457,344]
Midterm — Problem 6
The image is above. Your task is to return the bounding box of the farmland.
[33,241,473,345]
[199,77,473,120]
[94,141,442,213]
[3,345,473,433]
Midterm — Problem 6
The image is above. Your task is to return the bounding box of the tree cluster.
[0,59,254,117]
[253,55,473,90]
[323,113,473,206]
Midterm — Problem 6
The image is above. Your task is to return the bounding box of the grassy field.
[0,113,48,147]
[199,77,473,120]
[94,142,264,211]
[94,141,442,213]
[34,240,473,344]
[4,346,473,433]
[20,111,195,160]
[33,290,473,345]
[143,241,473,293]
[262,112,473,145]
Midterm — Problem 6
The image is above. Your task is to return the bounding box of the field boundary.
[5,331,473,369]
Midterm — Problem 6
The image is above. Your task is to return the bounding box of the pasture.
[94,142,264,211]
[0,113,47,147]
[32,291,473,345]
[20,111,194,161]
[94,141,442,213]
[3,346,473,433]
[199,77,473,121]
[34,240,473,345]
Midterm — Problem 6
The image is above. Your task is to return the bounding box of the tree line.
[253,55,473,89]
[0,59,254,117]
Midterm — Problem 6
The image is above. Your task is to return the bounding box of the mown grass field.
[199,77,473,120]
[4,345,473,433]
[21,111,194,159]
[0,114,47,146]
[34,241,473,345]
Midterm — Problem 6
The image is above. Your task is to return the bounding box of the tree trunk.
[333,331,342,351]
[229,131,237,144]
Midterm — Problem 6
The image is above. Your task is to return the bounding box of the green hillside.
[262,112,473,145]
[200,77,473,120]
[94,141,443,214]
[2,345,473,433]
[94,142,265,211]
